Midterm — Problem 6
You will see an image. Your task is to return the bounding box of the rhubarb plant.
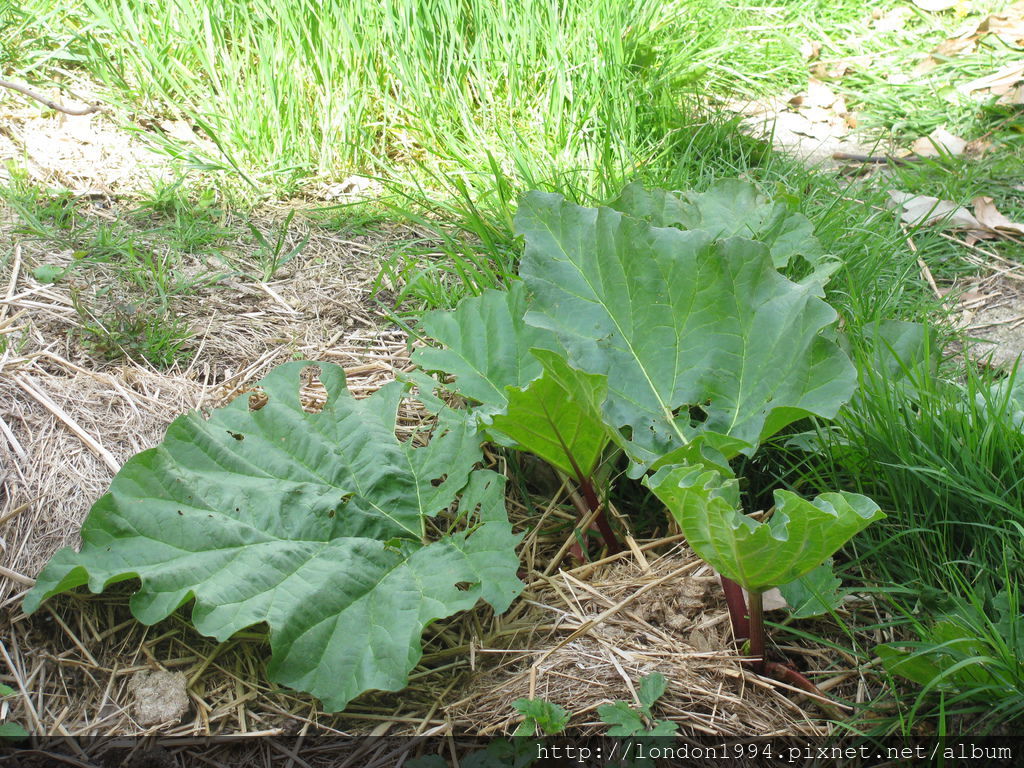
[645,464,883,670]
[23,362,523,711]
[415,181,883,682]
[25,180,881,712]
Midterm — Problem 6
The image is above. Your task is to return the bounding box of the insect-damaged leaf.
[645,463,883,592]
[412,285,614,478]
[515,191,856,469]
[23,362,523,712]
[610,180,828,277]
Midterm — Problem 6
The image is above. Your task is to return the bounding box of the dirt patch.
[725,84,892,169]
[935,269,1024,370]
[0,101,176,195]
[954,275,1024,369]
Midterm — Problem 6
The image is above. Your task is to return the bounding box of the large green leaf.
[488,349,613,478]
[515,192,856,468]
[23,362,523,712]
[645,464,883,592]
[412,282,558,415]
[610,180,827,275]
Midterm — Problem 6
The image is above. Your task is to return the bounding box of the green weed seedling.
[70,292,193,369]
[31,264,66,284]
[598,673,677,767]
[0,684,28,742]
[133,179,233,254]
[598,673,677,738]
[512,697,570,737]
[407,738,539,768]
[247,209,310,281]
[1,166,79,236]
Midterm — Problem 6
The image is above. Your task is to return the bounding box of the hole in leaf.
[430,474,449,488]
[226,430,244,441]
[248,388,269,411]
[454,582,472,592]
[299,365,327,414]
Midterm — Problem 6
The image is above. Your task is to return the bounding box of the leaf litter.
[724,1,1024,374]
[888,191,1024,244]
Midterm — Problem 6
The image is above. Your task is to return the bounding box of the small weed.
[597,673,677,767]
[246,210,309,281]
[133,178,233,254]
[71,292,193,369]
[0,684,28,742]
[79,223,134,262]
[512,698,570,737]
[598,673,677,739]
[1,165,78,234]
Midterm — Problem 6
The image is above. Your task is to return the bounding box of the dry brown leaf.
[980,0,1024,44]
[997,84,1024,105]
[912,57,940,77]
[800,40,822,61]
[806,77,838,108]
[802,105,835,124]
[925,3,1024,66]
[958,61,1024,96]
[888,191,985,233]
[774,110,833,140]
[873,7,911,32]
[965,137,993,157]
[819,61,860,79]
[935,35,977,57]
[973,197,1024,237]
[910,126,967,157]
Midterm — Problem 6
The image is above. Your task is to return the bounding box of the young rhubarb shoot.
[645,463,883,673]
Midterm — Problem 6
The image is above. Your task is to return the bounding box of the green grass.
[0,0,901,190]
[760,329,1024,733]
[2,171,252,367]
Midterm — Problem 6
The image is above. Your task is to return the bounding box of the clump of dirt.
[129,670,190,726]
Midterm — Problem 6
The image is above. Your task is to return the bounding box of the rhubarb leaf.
[645,464,883,592]
[23,362,523,712]
[515,192,856,469]
[413,283,558,416]
[777,560,845,618]
[610,180,827,274]
[488,349,613,478]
